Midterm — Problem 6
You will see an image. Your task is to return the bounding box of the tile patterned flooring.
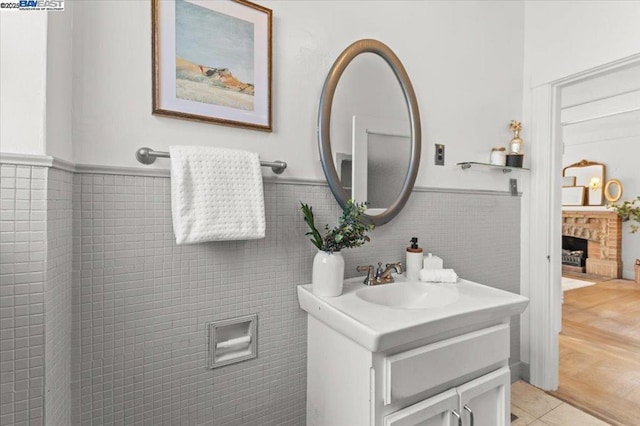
[511,381,610,425]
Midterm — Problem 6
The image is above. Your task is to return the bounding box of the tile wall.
[0,164,522,425]
[44,169,73,425]
[70,173,521,426]
[0,165,48,426]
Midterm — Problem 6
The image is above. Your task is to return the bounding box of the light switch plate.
[435,144,445,166]
[510,178,518,196]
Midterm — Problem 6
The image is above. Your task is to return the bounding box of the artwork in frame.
[152,0,272,131]
[562,186,586,206]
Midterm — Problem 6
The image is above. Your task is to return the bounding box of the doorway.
[552,61,640,424]
[527,55,640,424]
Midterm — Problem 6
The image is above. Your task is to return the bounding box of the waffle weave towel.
[169,145,265,244]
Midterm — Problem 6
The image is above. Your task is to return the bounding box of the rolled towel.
[419,268,458,283]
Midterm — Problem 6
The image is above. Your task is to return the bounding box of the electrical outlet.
[435,144,445,166]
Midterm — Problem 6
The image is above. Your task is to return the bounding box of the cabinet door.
[383,389,459,426]
[456,367,510,426]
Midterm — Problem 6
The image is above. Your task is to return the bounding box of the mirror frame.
[562,159,606,206]
[604,179,623,202]
[317,39,421,226]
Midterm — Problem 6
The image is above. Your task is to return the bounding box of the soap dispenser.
[406,237,423,281]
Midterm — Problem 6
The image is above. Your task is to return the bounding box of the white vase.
[312,250,345,297]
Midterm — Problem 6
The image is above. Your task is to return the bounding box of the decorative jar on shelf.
[312,250,345,297]
[509,130,523,154]
[490,147,507,166]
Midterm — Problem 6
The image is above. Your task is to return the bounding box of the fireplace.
[562,236,588,272]
[562,210,622,278]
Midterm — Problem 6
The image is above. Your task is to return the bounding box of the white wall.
[524,1,640,87]
[0,13,48,155]
[71,0,524,191]
[47,2,75,162]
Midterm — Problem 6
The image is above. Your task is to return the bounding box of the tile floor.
[511,380,610,425]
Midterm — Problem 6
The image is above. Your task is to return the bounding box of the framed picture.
[152,0,272,131]
[562,186,586,206]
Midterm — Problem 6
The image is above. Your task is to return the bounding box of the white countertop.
[297,275,529,352]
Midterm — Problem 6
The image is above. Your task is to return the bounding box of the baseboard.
[510,361,530,383]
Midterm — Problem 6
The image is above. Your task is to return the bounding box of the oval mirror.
[318,39,421,226]
[604,179,623,202]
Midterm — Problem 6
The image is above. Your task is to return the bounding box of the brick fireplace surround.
[562,210,622,278]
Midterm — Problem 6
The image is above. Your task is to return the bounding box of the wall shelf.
[457,162,530,173]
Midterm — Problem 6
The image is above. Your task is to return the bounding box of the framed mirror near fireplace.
[562,160,606,206]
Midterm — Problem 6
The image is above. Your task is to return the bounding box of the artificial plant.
[300,199,374,252]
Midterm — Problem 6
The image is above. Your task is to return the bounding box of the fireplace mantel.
[562,210,622,278]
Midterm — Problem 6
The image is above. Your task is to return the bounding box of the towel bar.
[135,147,287,175]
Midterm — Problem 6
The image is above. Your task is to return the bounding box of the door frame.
[525,53,640,390]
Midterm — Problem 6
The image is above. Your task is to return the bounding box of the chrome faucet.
[356,262,403,286]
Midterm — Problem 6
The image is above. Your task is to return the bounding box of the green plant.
[608,196,640,234]
[300,199,374,253]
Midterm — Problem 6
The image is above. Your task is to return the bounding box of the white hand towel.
[169,145,265,244]
[419,268,458,283]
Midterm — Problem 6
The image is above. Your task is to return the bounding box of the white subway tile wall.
[0,165,48,426]
[1,165,521,426]
[45,169,73,425]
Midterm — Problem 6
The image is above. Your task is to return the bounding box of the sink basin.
[297,275,529,352]
[356,282,459,309]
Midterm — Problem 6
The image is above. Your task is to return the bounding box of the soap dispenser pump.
[406,237,423,281]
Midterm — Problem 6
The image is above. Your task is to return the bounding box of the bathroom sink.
[355,281,459,309]
[297,275,528,352]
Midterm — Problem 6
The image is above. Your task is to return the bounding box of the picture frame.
[562,186,586,206]
[152,0,272,132]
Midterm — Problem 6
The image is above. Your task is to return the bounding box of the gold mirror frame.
[562,160,606,206]
[604,179,623,202]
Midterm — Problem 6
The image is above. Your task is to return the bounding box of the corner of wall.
[46,3,74,162]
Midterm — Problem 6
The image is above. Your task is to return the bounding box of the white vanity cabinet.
[298,278,528,426]
[306,316,512,426]
[383,367,510,426]
[382,388,458,426]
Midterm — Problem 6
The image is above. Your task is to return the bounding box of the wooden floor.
[549,274,640,426]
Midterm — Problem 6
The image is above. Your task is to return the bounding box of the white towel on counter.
[169,145,265,244]
[419,268,458,283]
